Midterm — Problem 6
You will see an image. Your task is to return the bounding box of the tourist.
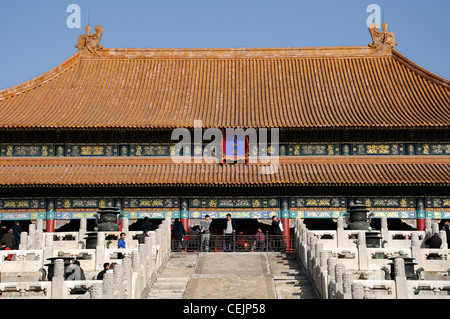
[425,233,442,248]
[443,221,450,248]
[271,216,284,251]
[107,262,117,274]
[141,217,153,231]
[138,229,149,244]
[254,227,265,251]
[223,214,236,251]
[199,215,211,252]
[66,260,87,294]
[0,241,12,261]
[0,224,7,241]
[117,232,126,259]
[425,233,443,260]
[1,228,15,250]
[171,218,186,251]
[97,262,110,280]
[12,221,22,250]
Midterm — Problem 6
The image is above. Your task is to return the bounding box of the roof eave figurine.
[75,25,104,55]
[368,22,397,53]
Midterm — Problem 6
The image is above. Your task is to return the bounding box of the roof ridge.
[78,45,389,60]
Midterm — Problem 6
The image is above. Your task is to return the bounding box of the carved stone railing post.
[138,244,148,288]
[43,233,53,266]
[102,273,115,299]
[336,216,345,248]
[19,232,28,250]
[394,258,408,299]
[145,235,153,274]
[411,232,420,262]
[122,256,133,298]
[334,263,345,298]
[423,217,432,248]
[132,251,140,298]
[122,217,129,236]
[439,230,447,249]
[90,282,103,299]
[326,257,337,299]
[352,282,365,299]
[51,259,65,299]
[78,217,87,248]
[36,219,44,249]
[380,216,390,248]
[113,263,124,297]
[96,232,105,270]
[342,272,354,299]
[357,231,368,270]
[28,223,36,250]
[431,222,439,236]
[149,231,157,271]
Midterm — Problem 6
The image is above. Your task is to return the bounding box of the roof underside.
[0,47,449,129]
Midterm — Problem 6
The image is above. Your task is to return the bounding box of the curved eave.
[392,50,450,89]
[0,52,82,101]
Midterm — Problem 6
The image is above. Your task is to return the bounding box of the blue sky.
[0,0,449,90]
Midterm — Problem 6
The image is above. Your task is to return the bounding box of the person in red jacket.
[0,241,12,261]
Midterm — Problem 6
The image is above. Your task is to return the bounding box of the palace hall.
[0,23,448,238]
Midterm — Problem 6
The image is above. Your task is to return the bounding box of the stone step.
[272,272,304,278]
[158,268,192,278]
[273,275,307,281]
[274,279,311,286]
[155,276,191,282]
[276,289,316,299]
[146,252,198,299]
[268,252,317,299]
[147,292,185,299]
[150,287,186,293]
[152,281,189,289]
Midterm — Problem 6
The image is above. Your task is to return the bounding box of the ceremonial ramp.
[184,252,275,299]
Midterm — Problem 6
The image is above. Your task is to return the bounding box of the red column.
[181,199,189,232]
[417,218,425,231]
[281,217,290,249]
[46,219,55,233]
[45,199,55,232]
[417,199,426,231]
[181,218,189,232]
[281,198,291,251]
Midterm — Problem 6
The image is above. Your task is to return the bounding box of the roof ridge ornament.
[75,25,104,56]
[368,22,397,52]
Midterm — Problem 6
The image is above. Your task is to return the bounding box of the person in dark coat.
[425,233,442,248]
[96,262,110,280]
[0,224,7,240]
[171,219,186,251]
[138,229,149,244]
[444,221,450,248]
[425,233,443,260]
[223,214,237,251]
[12,221,22,250]
[141,217,153,231]
[271,216,284,251]
[1,228,15,250]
